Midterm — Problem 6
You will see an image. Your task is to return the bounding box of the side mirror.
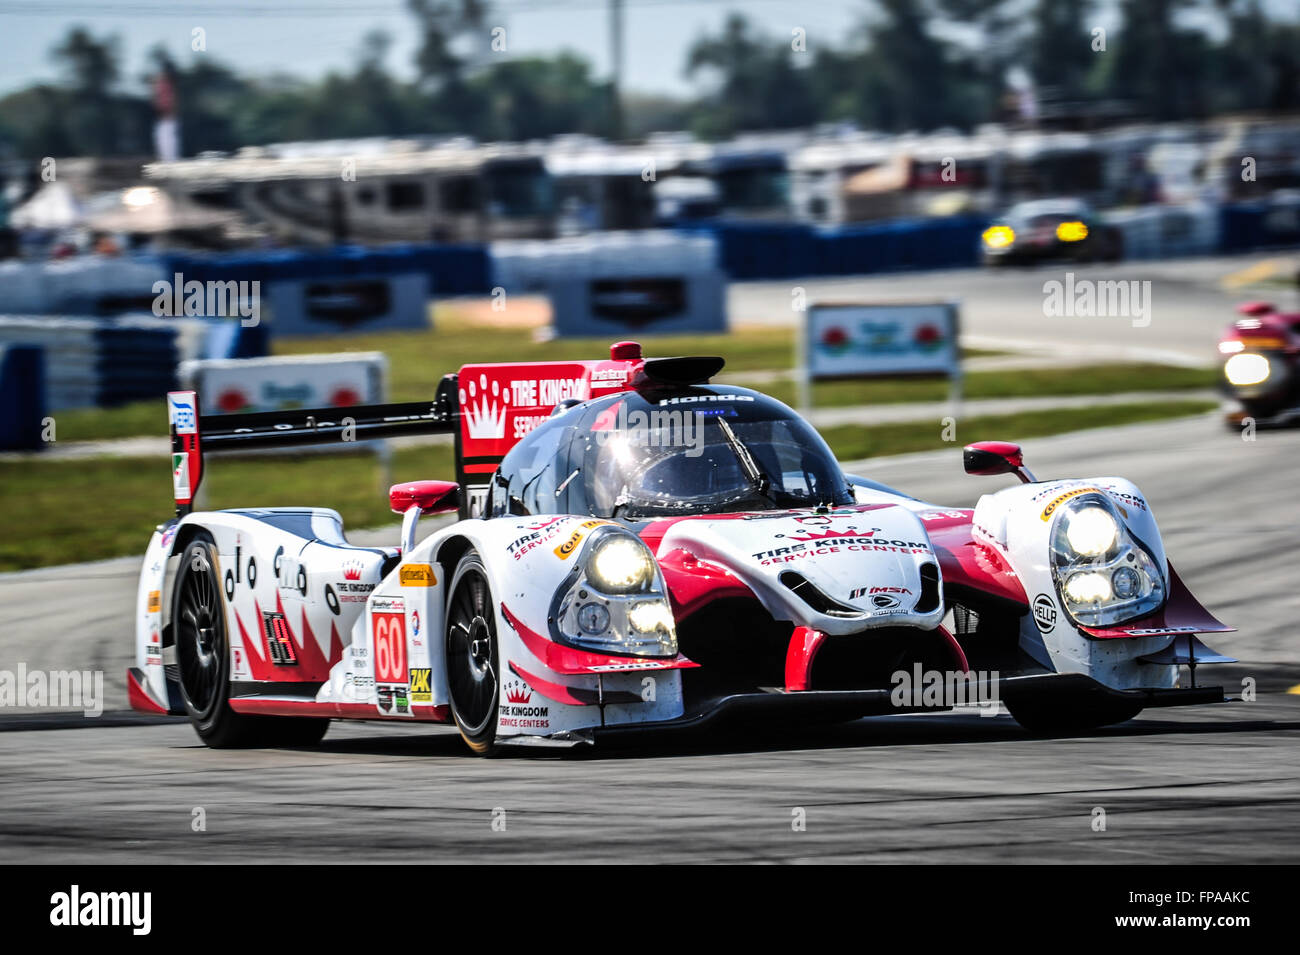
[389,480,459,516]
[963,441,1036,484]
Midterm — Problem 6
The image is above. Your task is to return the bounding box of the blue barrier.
[0,345,46,451]
[1219,202,1300,253]
[163,243,492,297]
[678,216,987,280]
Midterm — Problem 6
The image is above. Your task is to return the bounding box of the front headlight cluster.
[1049,494,1164,627]
[550,529,678,657]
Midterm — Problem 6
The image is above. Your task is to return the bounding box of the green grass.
[49,339,1209,446]
[823,399,1217,462]
[0,399,1214,572]
[764,362,1215,408]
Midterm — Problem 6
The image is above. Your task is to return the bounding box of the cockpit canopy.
[488,386,852,520]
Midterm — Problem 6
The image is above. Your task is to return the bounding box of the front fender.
[972,477,1178,689]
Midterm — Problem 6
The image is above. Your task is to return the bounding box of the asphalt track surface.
[1,413,1298,863]
[731,254,1300,364]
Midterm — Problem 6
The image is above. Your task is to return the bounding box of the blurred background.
[1,0,1300,570]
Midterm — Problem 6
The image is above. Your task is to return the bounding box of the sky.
[0,0,868,99]
[0,0,1292,101]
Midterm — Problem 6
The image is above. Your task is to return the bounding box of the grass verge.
[2,399,1214,572]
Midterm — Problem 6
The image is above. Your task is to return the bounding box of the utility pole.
[609,0,624,140]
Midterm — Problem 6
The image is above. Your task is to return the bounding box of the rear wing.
[167,376,459,518]
[167,341,722,521]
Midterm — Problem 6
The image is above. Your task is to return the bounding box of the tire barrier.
[0,344,46,451]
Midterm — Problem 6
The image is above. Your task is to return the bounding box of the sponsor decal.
[171,453,190,499]
[336,561,376,602]
[508,518,568,560]
[409,667,432,703]
[168,393,197,435]
[499,678,549,729]
[870,593,901,610]
[399,563,436,587]
[1120,626,1199,636]
[752,535,931,564]
[1032,593,1057,633]
[1040,486,1103,521]
[261,611,299,665]
[553,519,607,560]
[851,585,912,600]
[370,596,408,688]
[146,590,161,614]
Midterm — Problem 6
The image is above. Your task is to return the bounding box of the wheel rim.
[177,548,223,719]
[447,567,498,736]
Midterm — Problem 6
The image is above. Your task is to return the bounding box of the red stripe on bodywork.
[507,661,602,706]
[656,548,756,620]
[783,625,827,692]
[229,697,450,721]
[500,602,698,675]
[1080,563,1234,639]
[126,667,170,715]
[924,512,1027,607]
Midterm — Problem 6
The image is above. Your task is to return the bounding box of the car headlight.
[1224,352,1271,387]
[588,535,654,593]
[550,528,677,657]
[1049,494,1164,627]
[1063,506,1117,557]
[983,225,1015,249]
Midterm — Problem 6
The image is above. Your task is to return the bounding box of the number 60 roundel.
[371,600,408,685]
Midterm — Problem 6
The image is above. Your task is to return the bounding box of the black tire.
[174,535,329,748]
[1005,696,1143,735]
[445,549,500,755]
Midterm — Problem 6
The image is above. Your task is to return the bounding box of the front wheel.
[1004,696,1143,735]
[445,549,500,755]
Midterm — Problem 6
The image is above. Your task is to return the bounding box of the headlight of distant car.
[1224,352,1271,387]
[1055,220,1089,242]
[1048,494,1164,627]
[550,528,677,657]
[983,224,1015,249]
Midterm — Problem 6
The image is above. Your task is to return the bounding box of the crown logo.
[504,680,532,704]
[462,376,507,441]
[786,527,876,542]
[342,561,363,581]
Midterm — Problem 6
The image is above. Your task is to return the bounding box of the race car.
[128,341,1234,752]
[1218,300,1300,427]
[981,198,1123,266]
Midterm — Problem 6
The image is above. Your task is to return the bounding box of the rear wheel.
[445,549,500,755]
[174,535,328,748]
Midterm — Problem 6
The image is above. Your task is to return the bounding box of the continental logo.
[409,667,432,703]
[553,520,609,559]
[1040,486,1103,521]
[147,590,161,613]
[399,564,436,587]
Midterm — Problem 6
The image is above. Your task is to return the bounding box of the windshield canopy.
[488,387,852,520]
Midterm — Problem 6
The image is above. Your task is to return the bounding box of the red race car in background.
[1219,301,1300,426]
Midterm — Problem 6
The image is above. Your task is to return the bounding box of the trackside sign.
[805,302,960,380]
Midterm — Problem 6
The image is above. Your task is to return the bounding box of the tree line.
[1,0,1297,160]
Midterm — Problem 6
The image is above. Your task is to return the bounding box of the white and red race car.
[129,342,1235,752]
